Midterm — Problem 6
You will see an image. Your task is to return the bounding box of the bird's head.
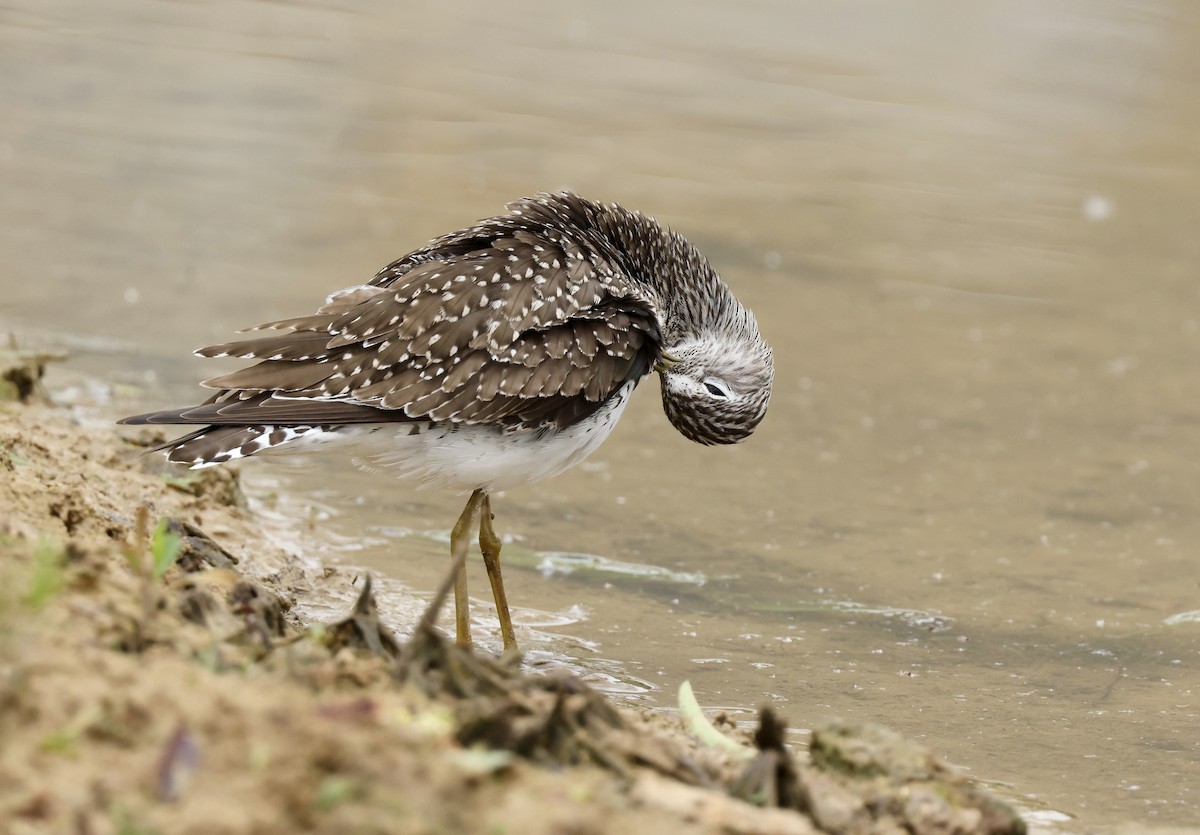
[657,325,773,446]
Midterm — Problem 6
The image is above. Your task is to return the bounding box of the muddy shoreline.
[0,352,1023,834]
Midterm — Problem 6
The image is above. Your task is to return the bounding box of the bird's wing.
[184,227,662,430]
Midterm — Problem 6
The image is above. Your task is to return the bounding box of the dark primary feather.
[126,391,402,426]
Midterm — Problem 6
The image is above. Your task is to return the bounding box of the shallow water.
[4,1,1200,828]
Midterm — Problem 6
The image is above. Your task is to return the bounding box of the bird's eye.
[704,379,732,398]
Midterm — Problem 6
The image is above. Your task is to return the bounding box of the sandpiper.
[120,192,774,651]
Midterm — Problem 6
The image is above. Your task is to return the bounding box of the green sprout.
[150,518,183,581]
[23,539,65,609]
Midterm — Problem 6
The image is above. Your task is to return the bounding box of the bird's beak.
[654,351,679,373]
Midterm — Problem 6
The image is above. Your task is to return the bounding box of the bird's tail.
[121,416,326,469]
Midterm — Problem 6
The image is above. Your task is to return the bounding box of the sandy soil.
[0,350,1024,835]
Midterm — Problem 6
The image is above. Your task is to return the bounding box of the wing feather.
[177,198,663,431]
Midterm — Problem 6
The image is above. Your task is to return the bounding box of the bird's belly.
[330,383,634,493]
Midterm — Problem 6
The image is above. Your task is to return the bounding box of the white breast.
[321,382,636,493]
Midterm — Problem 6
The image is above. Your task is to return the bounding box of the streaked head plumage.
[658,307,773,446]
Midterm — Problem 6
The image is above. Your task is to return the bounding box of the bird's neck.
[590,210,735,343]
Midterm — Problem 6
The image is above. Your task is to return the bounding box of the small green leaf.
[307,622,328,645]
[150,519,183,580]
[314,775,358,811]
[24,540,65,608]
[678,681,753,760]
[40,703,103,756]
[161,474,197,490]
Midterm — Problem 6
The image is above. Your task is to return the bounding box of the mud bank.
[0,352,1024,835]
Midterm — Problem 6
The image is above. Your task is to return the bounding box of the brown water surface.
[4,1,1199,829]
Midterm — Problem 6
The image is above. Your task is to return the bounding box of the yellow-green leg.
[449,489,486,648]
[479,493,519,652]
